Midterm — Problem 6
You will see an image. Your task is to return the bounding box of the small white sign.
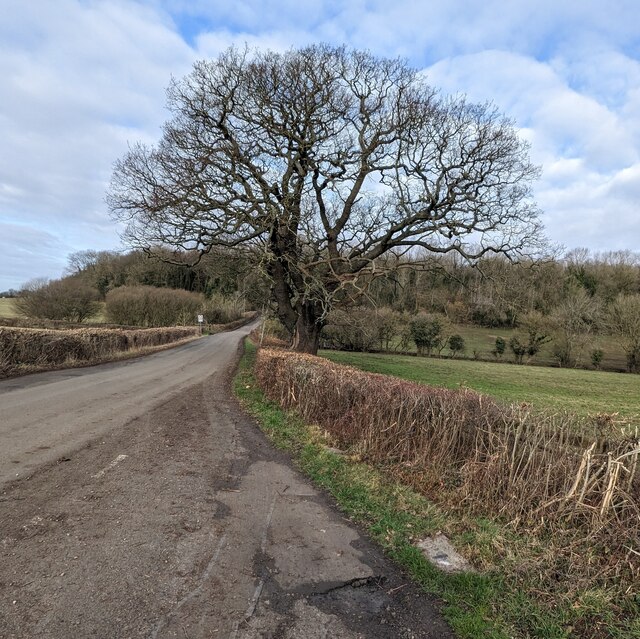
[197,314,204,323]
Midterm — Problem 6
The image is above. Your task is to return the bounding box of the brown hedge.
[0,326,198,376]
[254,348,640,588]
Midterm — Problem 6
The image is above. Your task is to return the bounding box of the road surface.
[0,324,453,638]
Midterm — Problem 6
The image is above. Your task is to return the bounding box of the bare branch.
[108,44,545,353]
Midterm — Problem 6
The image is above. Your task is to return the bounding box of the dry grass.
[0,298,18,317]
[0,325,199,378]
[254,347,640,597]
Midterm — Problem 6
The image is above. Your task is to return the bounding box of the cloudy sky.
[1,0,639,290]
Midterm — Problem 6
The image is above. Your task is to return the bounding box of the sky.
[1,0,639,290]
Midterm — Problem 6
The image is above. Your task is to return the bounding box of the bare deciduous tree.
[608,294,640,372]
[108,45,543,354]
[550,287,601,367]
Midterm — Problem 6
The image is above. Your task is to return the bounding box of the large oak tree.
[108,45,543,353]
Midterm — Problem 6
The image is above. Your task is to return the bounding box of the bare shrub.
[372,307,404,351]
[105,286,202,327]
[254,348,640,589]
[15,278,101,322]
[550,289,601,367]
[509,313,552,364]
[608,294,640,373]
[321,308,380,351]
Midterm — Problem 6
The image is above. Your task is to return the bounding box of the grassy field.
[322,350,640,427]
[0,298,18,317]
[443,324,627,371]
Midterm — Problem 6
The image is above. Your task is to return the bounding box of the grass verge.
[233,340,639,639]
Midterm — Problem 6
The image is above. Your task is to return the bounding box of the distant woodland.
[6,246,640,372]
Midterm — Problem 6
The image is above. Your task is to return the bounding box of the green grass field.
[322,350,640,427]
[0,298,17,317]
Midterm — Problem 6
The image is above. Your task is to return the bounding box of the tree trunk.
[291,302,323,355]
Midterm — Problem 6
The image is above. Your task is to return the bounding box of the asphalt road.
[0,325,453,638]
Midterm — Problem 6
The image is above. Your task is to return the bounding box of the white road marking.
[91,454,128,479]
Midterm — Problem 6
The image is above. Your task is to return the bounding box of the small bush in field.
[509,336,527,364]
[509,325,551,364]
[105,286,202,327]
[409,314,442,356]
[492,336,506,359]
[448,334,465,357]
[591,348,604,369]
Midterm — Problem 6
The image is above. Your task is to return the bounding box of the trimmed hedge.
[0,326,198,377]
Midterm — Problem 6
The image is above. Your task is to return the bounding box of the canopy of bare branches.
[108,45,543,352]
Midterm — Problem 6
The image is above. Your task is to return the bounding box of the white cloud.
[0,223,70,290]
[195,29,311,58]
[0,0,198,288]
[425,48,640,250]
[151,0,640,62]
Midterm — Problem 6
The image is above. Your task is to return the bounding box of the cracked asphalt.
[0,324,454,638]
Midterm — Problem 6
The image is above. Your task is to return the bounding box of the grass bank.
[323,350,640,428]
[235,341,640,639]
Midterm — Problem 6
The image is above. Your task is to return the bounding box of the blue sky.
[1,0,639,290]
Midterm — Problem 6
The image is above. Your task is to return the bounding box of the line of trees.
[12,247,256,327]
[11,245,640,370]
[315,248,640,371]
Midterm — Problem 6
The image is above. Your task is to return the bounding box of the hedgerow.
[254,348,640,600]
